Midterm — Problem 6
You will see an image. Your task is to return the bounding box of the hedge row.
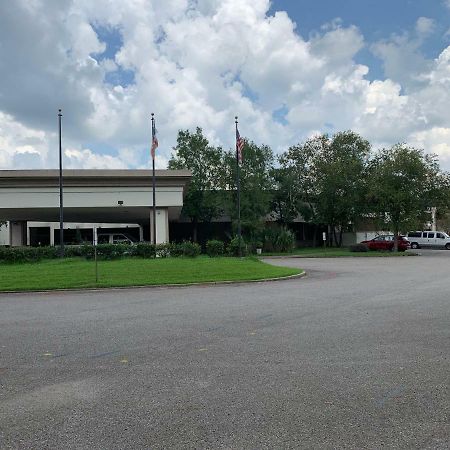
[0,239,251,263]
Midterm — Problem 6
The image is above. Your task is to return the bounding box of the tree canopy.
[167,126,450,248]
[278,131,370,246]
[367,144,450,250]
[168,128,224,241]
[222,141,274,239]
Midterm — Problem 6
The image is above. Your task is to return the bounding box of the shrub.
[206,240,225,257]
[179,241,201,257]
[155,243,172,258]
[167,243,183,257]
[263,227,295,253]
[0,246,58,263]
[135,242,156,258]
[94,244,128,260]
[37,246,59,260]
[349,243,369,252]
[65,245,89,258]
[275,228,295,252]
[227,236,248,257]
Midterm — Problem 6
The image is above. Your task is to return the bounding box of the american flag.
[151,132,158,160]
[236,128,245,163]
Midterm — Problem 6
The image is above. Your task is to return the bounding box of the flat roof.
[0,169,191,188]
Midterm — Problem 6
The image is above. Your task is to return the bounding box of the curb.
[0,271,306,295]
[261,252,420,259]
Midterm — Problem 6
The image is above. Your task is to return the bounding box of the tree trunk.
[312,225,317,248]
[328,224,333,247]
[333,226,343,248]
[393,226,399,252]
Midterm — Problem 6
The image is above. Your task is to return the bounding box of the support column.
[10,221,27,247]
[150,208,169,244]
[50,224,55,246]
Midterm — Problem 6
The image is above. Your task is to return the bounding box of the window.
[427,233,435,239]
[113,234,131,244]
[408,232,422,238]
[436,233,444,239]
[98,235,109,244]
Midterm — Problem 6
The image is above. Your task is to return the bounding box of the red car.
[361,234,410,252]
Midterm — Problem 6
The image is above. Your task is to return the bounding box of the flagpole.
[58,109,64,258]
[151,113,157,256]
[235,116,242,257]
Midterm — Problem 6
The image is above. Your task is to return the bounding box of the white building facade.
[0,170,190,246]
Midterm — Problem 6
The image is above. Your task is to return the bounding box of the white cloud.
[0,112,50,169]
[415,17,435,36]
[64,148,128,169]
[410,128,450,165]
[0,0,449,172]
[371,34,430,89]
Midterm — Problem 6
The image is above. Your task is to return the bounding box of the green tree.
[270,166,303,224]
[314,131,371,246]
[367,144,450,251]
[279,131,370,246]
[223,141,274,240]
[168,128,224,242]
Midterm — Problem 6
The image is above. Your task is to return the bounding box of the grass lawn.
[262,247,415,258]
[0,257,302,292]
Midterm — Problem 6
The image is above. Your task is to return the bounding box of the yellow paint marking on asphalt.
[43,352,53,356]
[120,358,129,363]
[198,348,208,352]
[249,332,256,335]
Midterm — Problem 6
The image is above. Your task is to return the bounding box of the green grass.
[0,257,302,292]
[261,247,414,257]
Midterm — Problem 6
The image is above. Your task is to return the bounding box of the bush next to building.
[0,238,264,263]
[0,246,58,263]
[227,236,248,257]
[263,227,295,253]
[179,241,202,257]
[134,243,156,258]
[206,240,225,257]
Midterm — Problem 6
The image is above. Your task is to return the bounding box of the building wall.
[0,186,183,209]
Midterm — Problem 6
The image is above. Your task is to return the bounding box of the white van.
[406,231,450,250]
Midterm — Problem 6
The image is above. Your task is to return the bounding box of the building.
[0,170,190,246]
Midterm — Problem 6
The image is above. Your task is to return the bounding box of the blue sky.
[1,0,450,170]
[271,0,449,43]
[274,0,450,80]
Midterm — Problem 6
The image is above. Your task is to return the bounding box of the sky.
[1,0,450,170]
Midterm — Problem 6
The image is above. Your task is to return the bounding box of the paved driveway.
[0,254,449,449]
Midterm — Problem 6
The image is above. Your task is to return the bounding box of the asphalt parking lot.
[1,252,449,449]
